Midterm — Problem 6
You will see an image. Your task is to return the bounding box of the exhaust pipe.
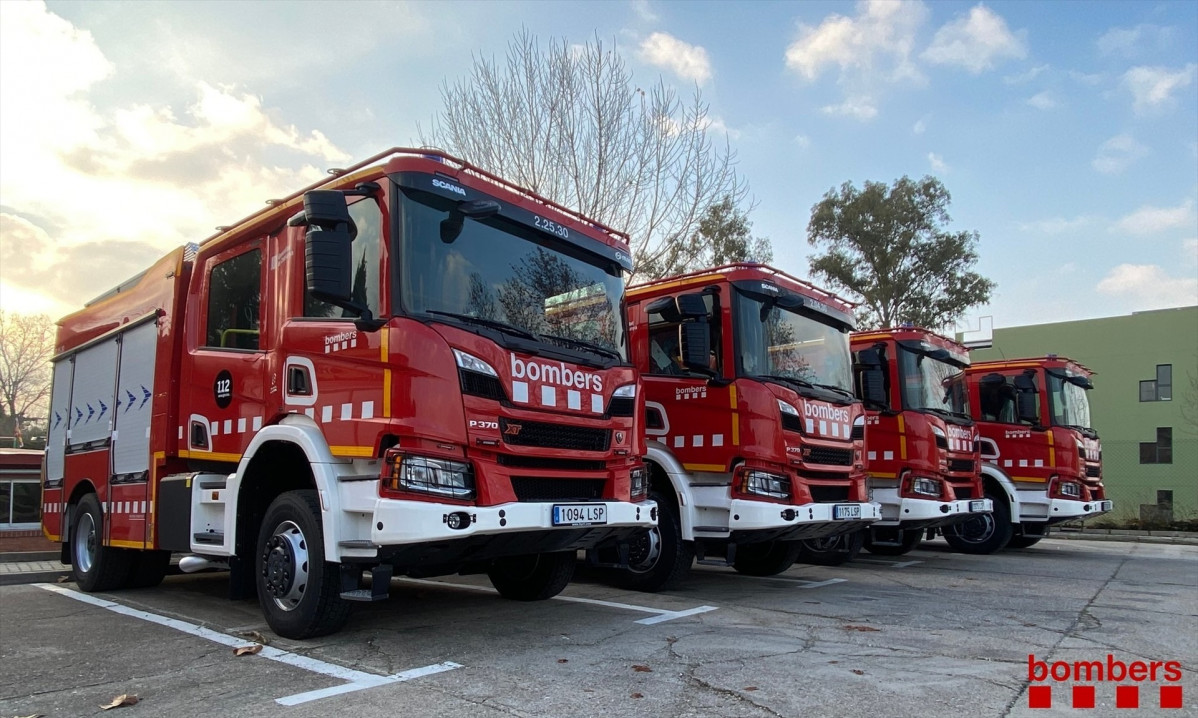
[178,556,230,573]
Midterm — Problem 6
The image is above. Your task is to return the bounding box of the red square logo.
[1161,685,1183,709]
[1029,685,1052,709]
[1116,685,1140,709]
[1072,685,1095,709]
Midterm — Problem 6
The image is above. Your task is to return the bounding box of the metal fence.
[1082,438,1197,528]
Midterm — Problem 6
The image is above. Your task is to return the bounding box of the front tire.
[488,552,575,601]
[610,489,693,592]
[1007,534,1044,549]
[943,491,1011,554]
[72,494,133,591]
[864,528,922,556]
[255,490,350,639]
[798,530,865,566]
[126,550,172,588]
[733,540,802,576]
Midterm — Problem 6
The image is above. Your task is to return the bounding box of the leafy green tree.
[644,195,772,278]
[806,176,995,330]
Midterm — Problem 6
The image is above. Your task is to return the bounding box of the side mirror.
[679,323,711,372]
[1013,372,1039,425]
[301,190,356,306]
[646,296,682,323]
[676,293,709,319]
[860,367,887,408]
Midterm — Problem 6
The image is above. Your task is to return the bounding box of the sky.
[1,0,1195,332]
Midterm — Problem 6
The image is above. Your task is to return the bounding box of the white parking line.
[851,558,923,568]
[33,583,462,706]
[401,577,718,624]
[735,576,848,589]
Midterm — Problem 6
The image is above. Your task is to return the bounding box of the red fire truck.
[602,263,879,590]
[848,328,991,556]
[942,356,1111,553]
[41,148,657,638]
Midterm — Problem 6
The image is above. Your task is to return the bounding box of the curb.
[1050,533,1198,546]
[0,570,71,587]
[0,551,60,564]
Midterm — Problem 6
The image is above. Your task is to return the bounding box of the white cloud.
[1069,70,1105,86]
[1122,64,1197,113]
[784,0,928,83]
[1026,91,1058,110]
[927,152,949,173]
[1113,199,1197,236]
[1096,24,1175,57]
[631,0,658,23]
[794,134,811,149]
[1016,216,1097,235]
[1091,134,1149,175]
[1096,264,1198,310]
[705,116,741,140]
[922,4,1027,73]
[639,32,712,83]
[1003,64,1048,85]
[821,96,878,120]
[1182,238,1198,266]
[913,116,929,134]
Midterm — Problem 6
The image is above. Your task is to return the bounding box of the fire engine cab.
[605,264,880,590]
[41,148,656,638]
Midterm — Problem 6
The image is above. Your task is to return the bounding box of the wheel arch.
[980,463,1020,525]
[644,440,697,541]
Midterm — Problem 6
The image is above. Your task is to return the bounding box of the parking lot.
[1,537,1194,717]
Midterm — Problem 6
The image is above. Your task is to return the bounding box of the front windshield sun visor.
[731,280,855,331]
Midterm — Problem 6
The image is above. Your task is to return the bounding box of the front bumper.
[1015,491,1113,525]
[870,488,993,528]
[727,499,881,543]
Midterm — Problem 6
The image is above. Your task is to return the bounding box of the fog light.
[445,511,472,530]
[741,469,791,500]
[781,509,797,521]
[910,477,941,497]
[1059,481,1081,498]
[629,465,649,502]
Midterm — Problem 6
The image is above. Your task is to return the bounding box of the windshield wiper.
[424,310,540,341]
[753,374,814,389]
[813,382,856,400]
[922,406,969,420]
[537,332,622,361]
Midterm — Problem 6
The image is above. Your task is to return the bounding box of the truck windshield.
[898,347,969,417]
[1048,372,1092,429]
[397,188,627,362]
[735,294,853,391]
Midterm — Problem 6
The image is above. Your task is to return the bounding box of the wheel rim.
[261,520,309,612]
[626,527,662,574]
[75,512,97,573]
[805,535,839,552]
[953,513,995,544]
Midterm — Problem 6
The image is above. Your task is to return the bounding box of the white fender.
[980,462,1020,525]
[231,414,354,562]
[644,439,699,541]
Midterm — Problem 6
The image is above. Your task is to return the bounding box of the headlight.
[851,414,865,440]
[909,476,941,497]
[608,383,637,417]
[629,465,649,501]
[454,349,505,401]
[612,384,636,398]
[777,399,799,416]
[453,348,497,376]
[778,400,803,433]
[1059,481,1081,498]
[386,452,475,500]
[741,469,791,500]
[931,424,948,450]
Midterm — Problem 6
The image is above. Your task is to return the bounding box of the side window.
[305,197,383,318]
[978,374,1017,423]
[206,249,262,350]
[645,294,718,376]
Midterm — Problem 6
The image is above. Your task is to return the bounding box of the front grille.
[809,484,850,503]
[807,447,853,466]
[1085,465,1101,478]
[460,369,506,401]
[948,458,976,473]
[950,485,975,499]
[607,396,635,417]
[499,418,611,451]
[781,413,803,432]
[496,455,606,471]
[511,477,606,502]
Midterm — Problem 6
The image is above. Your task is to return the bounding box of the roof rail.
[631,262,858,308]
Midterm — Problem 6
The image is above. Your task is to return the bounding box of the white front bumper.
[1016,492,1113,524]
[370,498,657,546]
[728,498,882,531]
[870,488,993,526]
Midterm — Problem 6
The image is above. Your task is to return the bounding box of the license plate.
[969,500,987,512]
[833,504,861,520]
[553,504,607,526]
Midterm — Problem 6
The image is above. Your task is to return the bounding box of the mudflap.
[227,554,257,601]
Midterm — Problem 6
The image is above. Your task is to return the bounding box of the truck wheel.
[610,490,693,592]
[798,530,865,566]
[72,494,133,591]
[1007,535,1044,549]
[943,491,1011,554]
[864,528,922,556]
[126,550,172,588]
[488,552,575,601]
[256,490,350,639]
[733,540,802,576]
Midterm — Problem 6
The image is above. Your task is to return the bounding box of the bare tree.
[0,311,54,446]
[420,30,749,281]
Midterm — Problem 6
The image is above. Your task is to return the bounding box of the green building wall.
[966,306,1197,526]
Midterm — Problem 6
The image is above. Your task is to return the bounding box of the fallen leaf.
[633,664,652,673]
[851,669,865,675]
[631,693,644,699]
[557,659,568,664]
[100,694,139,710]
[842,624,881,632]
[743,686,758,692]
[233,644,263,656]
[828,660,839,664]
[237,630,269,645]
[666,635,678,644]
[56,575,70,583]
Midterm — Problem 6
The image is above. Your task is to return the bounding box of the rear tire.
[798,530,865,566]
[126,550,172,588]
[733,540,802,576]
[610,489,693,592]
[255,490,350,639]
[864,528,922,556]
[943,491,1011,554]
[488,552,575,601]
[72,494,133,592]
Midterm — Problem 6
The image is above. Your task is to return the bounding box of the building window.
[0,479,41,527]
[1139,427,1173,464]
[1139,364,1172,402]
